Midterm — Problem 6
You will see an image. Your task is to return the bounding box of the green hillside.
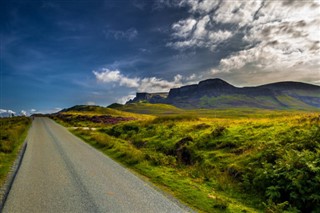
[199,94,318,110]
[110,103,184,116]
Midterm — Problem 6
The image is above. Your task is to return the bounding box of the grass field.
[0,117,31,186]
[51,105,320,212]
[113,102,319,118]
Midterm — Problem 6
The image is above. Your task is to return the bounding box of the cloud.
[0,109,16,117]
[116,94,136,104]
[93,68,198,93]
[7,110,15,114]
[20,110,27,116]
[168,14,232,50]
[104,27,138,41]
[165,0,320,84]
[132,0,146,10]
[172,18,197,39]
[153,0,182,10]
[217,1,320,73]
[93,69,140,88]
[138,76,182,92]
[33,108,62,114]
[86,101,96,105]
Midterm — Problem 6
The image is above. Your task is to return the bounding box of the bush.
[211,126,227,137]
[243,147,320,211]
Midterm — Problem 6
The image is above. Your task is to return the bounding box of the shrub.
[211,126,227,137]
[122,123,140,133]
[213,198,228,210]
[192,123,211,130]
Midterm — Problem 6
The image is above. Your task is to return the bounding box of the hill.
[51,105,152,127]
[127,79,320,110]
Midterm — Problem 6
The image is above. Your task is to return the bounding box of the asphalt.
[3,117,189,213]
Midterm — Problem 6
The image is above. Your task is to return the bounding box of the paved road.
[3,117,188,213]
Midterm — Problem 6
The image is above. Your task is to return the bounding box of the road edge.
[0,140,28,212]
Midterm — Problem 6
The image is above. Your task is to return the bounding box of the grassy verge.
[0,117,31,186]
[52,109,320,212]
[72,128,259,213]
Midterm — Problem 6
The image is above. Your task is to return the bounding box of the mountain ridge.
[127,78,320,109]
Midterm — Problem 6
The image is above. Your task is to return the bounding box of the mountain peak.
[199,78,227,84]
[198,78,235,89]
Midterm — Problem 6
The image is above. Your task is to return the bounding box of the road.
[3,117,188,213]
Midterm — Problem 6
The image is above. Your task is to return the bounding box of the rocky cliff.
[127,78,320,109]
[126,92,168,104]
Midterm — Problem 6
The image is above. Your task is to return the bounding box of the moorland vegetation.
[51,104,320,212]
[0,116,31,186]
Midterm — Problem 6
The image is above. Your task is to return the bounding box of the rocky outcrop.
[167,79,237,99]
[126,92,168,104]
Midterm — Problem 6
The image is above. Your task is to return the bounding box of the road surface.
[3,117,188,213]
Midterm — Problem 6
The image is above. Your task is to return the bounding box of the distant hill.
[126,79,320,110]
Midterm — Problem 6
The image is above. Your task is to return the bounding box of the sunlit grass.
[0,117,31,186]
[52,107,320,212]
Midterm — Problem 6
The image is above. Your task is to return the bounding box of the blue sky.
[1,0,319,115]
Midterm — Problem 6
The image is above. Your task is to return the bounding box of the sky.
[1,0,320,115]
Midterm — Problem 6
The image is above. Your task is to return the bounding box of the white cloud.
[180,0,220,13]
[214,0,262,27]
[94,69,121,82]
[172,18,197,38]
[20,110,27,116]
[86,101,96,105]
[193,15,209,39]
[93,68,199,93]
[93,69,140,88]
[168,14,232,50]
[54,108,62,112]
[35,108,62,114]
[104,27,138,41]
[139,76,182,92]
[218,0,320,74]
[31,109,37,112]
[7,110,15,114]
[116,94,136,104]
[167,0,320,84]
[0,109,16,117]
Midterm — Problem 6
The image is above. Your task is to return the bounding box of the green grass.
[114,102,319,118]
[114,103,184,115]
[51,108,320,212]
[60,105,152,118]
[0,117,31,186]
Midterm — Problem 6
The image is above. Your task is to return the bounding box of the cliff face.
[167,79,237,99]
[126,92,168,104]
[126,78,320,109]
